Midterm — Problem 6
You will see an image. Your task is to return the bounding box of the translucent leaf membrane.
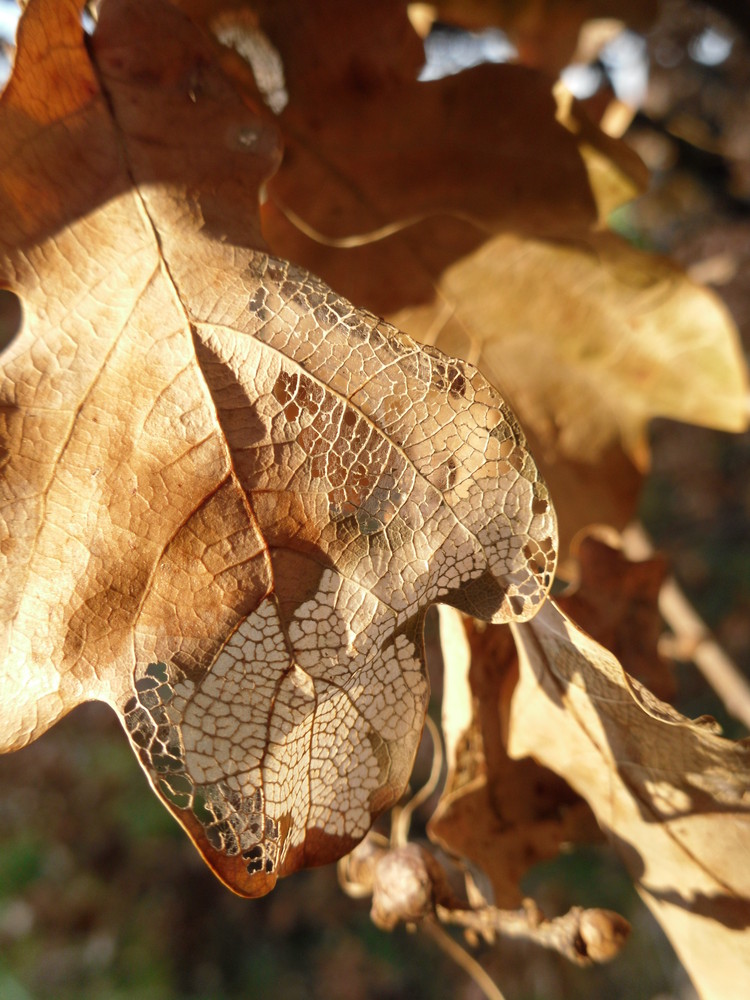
[0,0,555,897]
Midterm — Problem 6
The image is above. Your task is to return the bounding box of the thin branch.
[391,713,444,847]
[423,919,508,1000]
[623,523,750,732]
[436,900,630,966]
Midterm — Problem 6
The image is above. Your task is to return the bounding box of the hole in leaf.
[160,774,193,810]
[151,752,182,774]
[146,661,169,682]
[81,2,97,36]
[0,289,22,352]
[0,4,20,88]
[211,10,288,113]
[192,789,214,826]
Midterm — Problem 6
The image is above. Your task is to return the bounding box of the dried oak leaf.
[392,231,749,471]
[0,0,556,898]
[428,608,599,907]
[184,0,605,311]
[509,600,750,1000]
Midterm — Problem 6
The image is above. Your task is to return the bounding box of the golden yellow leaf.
[0,0,556,897]
[509,600,750,1000]
[394,231,749,468]
[554,82,649,219]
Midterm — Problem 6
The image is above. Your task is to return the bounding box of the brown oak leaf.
[178,0,606,311]
[0,0,556,897]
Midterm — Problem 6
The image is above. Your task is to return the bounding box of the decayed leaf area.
[0,0,556,896]
[0,1,749,998]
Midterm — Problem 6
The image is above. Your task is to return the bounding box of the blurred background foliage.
[1,0,748,997]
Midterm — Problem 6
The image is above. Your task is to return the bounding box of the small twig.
[391,713,444,847]
[623,523,750,732]
[423,919,508,1000]
[437,900,630,966]
[660,575,750,731]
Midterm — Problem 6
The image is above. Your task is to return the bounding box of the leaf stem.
[423,919,508,1000]
[391,713,444,847]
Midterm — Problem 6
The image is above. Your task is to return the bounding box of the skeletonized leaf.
[508,601,750,1000]
[0,0,556,897]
